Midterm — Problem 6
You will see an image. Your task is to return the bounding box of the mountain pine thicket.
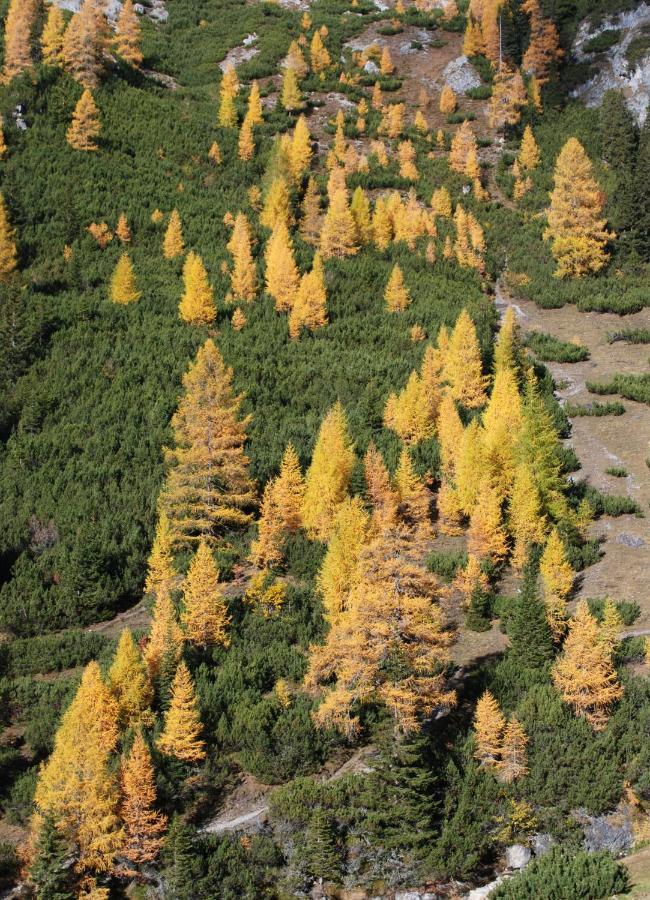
[0,0,648,896]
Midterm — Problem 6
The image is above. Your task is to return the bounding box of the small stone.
[364,60,380,75]
[617,533,645,548]
[467,878,504,900]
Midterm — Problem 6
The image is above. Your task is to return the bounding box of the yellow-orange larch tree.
[181,539,230,648]
[310,30,331,72]
[518,124,540,170]
[33,662,123,878]
[107,629,153,729]
[320,189,359,259]
[540,527,573,639]
[552,601,623,730]
[238,115,255,161]
[67,89,101,151]
[119,731,167,874]
[264,221,300,311]
[250,443,305,568]
[439,84,457,114]
[431,186,453,219]
[498,718,529,783]
[384,263,411,312]
[449,120,477,175]
[227,212,257,303]
[363,442,399,531]
[300,176,322,244]
[467,475,509,562]
[219,65,239,127]
[115,0,142,67]
[0,193,18,279]
[41,3,66,66]
[493,305,523,375]
[3,0,36,82]
[159,338,256,547]
[317,496,369,624]
[380,45,394,75]
[110,252,141,304]
[301,401,355,541]
[600,598,623,658]
[62,0,107,89]
[246,80,263,126]
[179,251,216,324]
[508,461,547,570]
[481,366,522,502]
[443,309,488,408]
[522,0,562,85]
[454,419,485,516]
[306,523,455,737]
[350,186,372,245]
[286,39,308,77]
[156,661,206,762]
[290,114,312,181]
[280,66,303,111]
[289,253,328,338]
[394,447,432,537]
[488,64,527,131]
[163,209,184,259]
[473,690,505,768]
[544,137,611,278]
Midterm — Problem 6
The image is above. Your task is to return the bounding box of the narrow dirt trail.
[496,286,650,622]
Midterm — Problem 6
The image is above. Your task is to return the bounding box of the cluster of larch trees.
[2,0,143,153]
[28,626,205,895]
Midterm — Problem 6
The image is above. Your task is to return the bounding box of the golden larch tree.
[363,442,399,531]
[3,0,36,82]
[115,214,131,243]
[473,690,505,768]
[181,539,231,648]
[156,661,206,762]
[463,17,485,56]
[227,212,257,303]
[552,601,623,730]
[444,309,488,408]
[119,732,167,873]
[398,140,418,180]
[431,186,453,218]
[159,338,256,547]
[33,662,123,877]
[0,193,18,279]
[115,0,142,67]
[439,84,457,114]
[384,264,411,312]
[290,114,312,181]
[163,210,184,259]
[250,443,305,568]
[449,120,477,175]
[144,592,183,677]
[110,252,141,304]
[394,447,432,536]
[107,629,153,729]
[310,30,331,72]
[540,527,573,639]
[246,80,263,126]
[261,176,292,231]
[518,124,540,170]
[301,401,355,541]
[219,65,239,127]
[62,0,107,89]
[286,39,308,77]
[350,186,372,244]
[481,366,522,502]
[306,523,455,737]
[508,462,547,569]
[600,598,623,658]
[144,512,176,601]
[178,251,216,324]
[493,305,522,375]
[281,66,303,111]
[488,64,527,130]
[238,115,255,161]
[522,0,562,85]
[289,253,328,338]
[67,90,101,151]
[41,4,66,65]
[498,718,529,783]
[317,496,369,624]
[264,221,300,312]
[467,476,509,562]
[300,176,322,244]
[454,419,485,516]
[380,45,394,75]
[320,189,359,259]
[544,137,611,278]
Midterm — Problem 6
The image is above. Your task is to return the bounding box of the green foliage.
[605,465,627,477]
[525,331,590,362]
[425,549,467,582]
[564,400,625,416]
[507,553,554,671]
[579,484,643,517]
[465,85,492,99]
[491,846,629,899]
[607,327,650,344]
[29,814,74,900]
[587,597,640,626]
[587,373,650,404]
[0,631,110,679]
[584,29,622,53]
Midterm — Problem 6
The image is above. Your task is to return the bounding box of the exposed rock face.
[440,55,482,93]
[466,878,504,899]
[50,0,168,24]
[576,805,634,855]
[505,844,531,870]
[571,2,650,123]
[219,35,260,72]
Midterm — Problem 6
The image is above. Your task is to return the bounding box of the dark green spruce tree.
[508,549,554,669]
[303,807,341,885]
[29,815,73,900]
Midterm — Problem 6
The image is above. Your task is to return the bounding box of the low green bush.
[525,331,590,362]
[446,111,476,124]
[583,29,622,53]
[426,549,467,582]
[605,465,627,477]
[587,597,640,626]
[607,327,650,344]
[564,401,625,416]
[465,85,492,99]
[587,373,650,404]
[491,847,629,899]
